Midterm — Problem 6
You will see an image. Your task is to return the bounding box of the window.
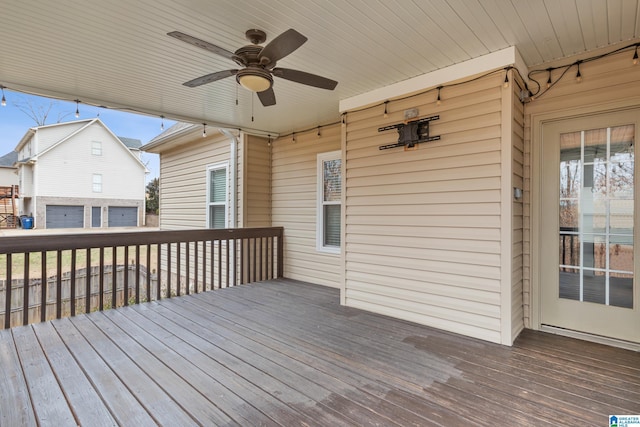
[207,163,228,229]
[317,151,342,253]
[92,141,102,156]
[92,174,102,193]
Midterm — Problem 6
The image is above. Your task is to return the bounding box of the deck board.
[1,279,639,426]
[31,321,118,426]
[0,329,36,426]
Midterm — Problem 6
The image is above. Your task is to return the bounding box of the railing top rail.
[0,227,284,254]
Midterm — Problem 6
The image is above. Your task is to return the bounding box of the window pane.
[610,235,633,273]
[559,267,580,300]
[583,270,606,304]
[209,205,225,229]
[610,199,634,235]
[582,234,606,269]
[324,204,340,247]
[559,200,579,229]
[559,234,580,266]
[584,128,607,163]
[560,158,581,198]
[610,273,633,308]
[610,161,634,199]
[210,168,227,203]
[323,159,341,202]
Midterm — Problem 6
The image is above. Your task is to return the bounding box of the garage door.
[108,207,138,227]
[45,205,84,229]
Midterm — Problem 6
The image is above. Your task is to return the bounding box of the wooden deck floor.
[1,279,638,426]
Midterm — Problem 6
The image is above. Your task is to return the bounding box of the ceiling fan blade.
[168,31,236,61]
[257,87,276,106]
[272,68,338,90]
[183,70,238,87]
[258,29,307,64]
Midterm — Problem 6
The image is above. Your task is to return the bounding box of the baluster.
[22,253,29,326]
[86,248,91,313]
[4,254,12,328]
[111,247,117,309]
[70,249,76,317]
[40,251,47,322]
[146,244,151,302]
[99,247,104,311]
[56,251,62,319]
[135,245,140,304]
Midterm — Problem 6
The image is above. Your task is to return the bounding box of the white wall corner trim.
[339,46,528,112]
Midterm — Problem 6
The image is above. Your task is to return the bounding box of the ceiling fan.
[168,28,338,107]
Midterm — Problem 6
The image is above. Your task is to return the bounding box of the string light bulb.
[267,134,271,147]
[383,101,389,118]
[633,46,639,65]
[75,100,80,118]
[317,126,321,137]
[503,69,510,88]
[575,61,582,83]
[0,86,5,107]
[546,68,552,89]
[202,123,207,138]
[160,115,165,131]
[436,86,442,106]
[292,132,296,143]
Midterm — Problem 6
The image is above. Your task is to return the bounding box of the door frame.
[530,99,640,349]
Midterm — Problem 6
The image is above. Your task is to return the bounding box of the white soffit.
[340,47,528,112]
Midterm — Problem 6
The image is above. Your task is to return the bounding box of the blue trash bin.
[21,216,33,229]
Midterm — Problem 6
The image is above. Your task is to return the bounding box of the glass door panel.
[558,125,634,309]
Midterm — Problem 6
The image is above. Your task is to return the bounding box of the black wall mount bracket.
[378,115,440,150]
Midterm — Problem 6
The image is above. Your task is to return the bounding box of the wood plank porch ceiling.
[1,279,638,426]
[2,1,640,135]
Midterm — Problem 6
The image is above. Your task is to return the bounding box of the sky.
[0,89,175,183]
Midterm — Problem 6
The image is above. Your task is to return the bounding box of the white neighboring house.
[0,151,18,186]
[15,118,148,229]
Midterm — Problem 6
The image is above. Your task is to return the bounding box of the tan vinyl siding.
[523,46,640,329]
[159,133,231,230]
[243,134,271,227]
[344,73,508,343]
[511,76,525,341]
[271,125,342,287]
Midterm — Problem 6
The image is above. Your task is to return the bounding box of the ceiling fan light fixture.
[236,67,273,92]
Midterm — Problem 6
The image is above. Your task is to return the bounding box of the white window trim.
[316,150,341,254]
[92,173,102,193]
[92,140,102,156]
[206,162,229,229]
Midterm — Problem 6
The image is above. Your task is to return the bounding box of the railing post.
[277,228,284,278]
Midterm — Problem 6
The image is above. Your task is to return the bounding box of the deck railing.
[0,227,283,329]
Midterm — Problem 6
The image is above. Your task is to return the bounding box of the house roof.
[118,136,142,150]
[0,151,17,168]
[0,2,639,135]
[14,118,148,172]
[142,121,231,153]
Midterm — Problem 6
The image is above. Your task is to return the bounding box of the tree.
[146,178,159,214]
[13,96,71,126]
